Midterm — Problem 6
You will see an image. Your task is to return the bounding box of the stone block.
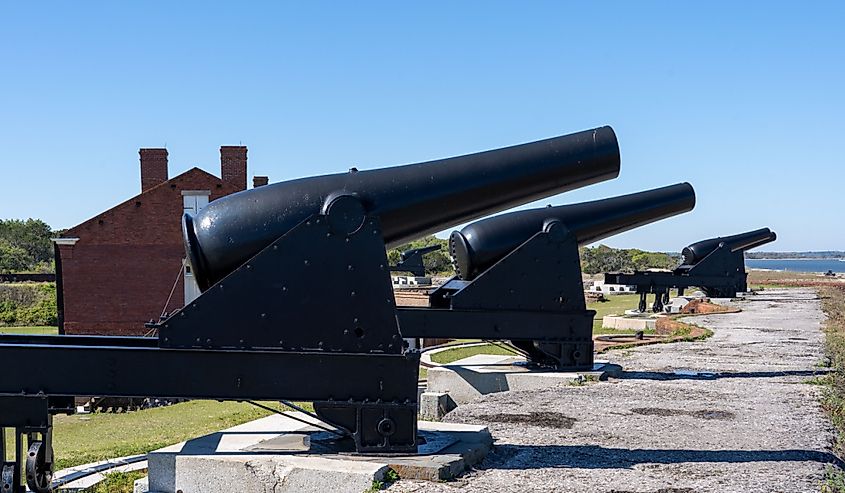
[419,391,456,420]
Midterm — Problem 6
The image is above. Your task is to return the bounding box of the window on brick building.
[182,191,210,215]
[182,191,210,303]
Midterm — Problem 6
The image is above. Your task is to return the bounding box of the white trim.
[51,237,80,246]
[181,190,211,197]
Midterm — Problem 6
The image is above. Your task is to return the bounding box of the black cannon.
[390,245,442,277]
[400,183,696,369]
[604,227,777,312]
[184,127,620,291]
[0,127,629,490]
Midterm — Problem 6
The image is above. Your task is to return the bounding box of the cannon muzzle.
[681,228,777,265]
[184,127,620,290]
[450,182,695,280]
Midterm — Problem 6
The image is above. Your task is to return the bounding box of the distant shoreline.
[751,258,845,261]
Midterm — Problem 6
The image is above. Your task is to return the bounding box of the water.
[746,258,845,273]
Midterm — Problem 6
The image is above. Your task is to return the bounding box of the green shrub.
[0,282,56,326]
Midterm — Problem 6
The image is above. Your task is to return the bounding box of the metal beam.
[0,344,419,402]
[0,334,158,347]
[604,272,741,290]
[398,307,594,340]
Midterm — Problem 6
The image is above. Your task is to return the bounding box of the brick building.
[53,146,260,335]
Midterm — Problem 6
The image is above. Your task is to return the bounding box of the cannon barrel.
[450,183,696,280]
[185,127,621,290]
[681,228,777,265]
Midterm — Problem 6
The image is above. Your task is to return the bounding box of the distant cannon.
[0,126,634,489]
[400,183,695,369]
[390,244,442,277]
[680,228,777,267]
[450,183,696,281]
[605,228,777,312]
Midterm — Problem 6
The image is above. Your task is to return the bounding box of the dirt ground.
[390,288,840,493]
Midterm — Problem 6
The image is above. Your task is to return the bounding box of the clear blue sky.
[1,2,842,252]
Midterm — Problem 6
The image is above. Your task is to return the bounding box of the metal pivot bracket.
[684,247,747,297]
[389,245,441,277]
[154,196,421,453]
[313,400,418,453]
[160,199,405,354]
[417,221,595,370]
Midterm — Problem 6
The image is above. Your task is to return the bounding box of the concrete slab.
[425,354,619,405]
[602,314,658,330]
[146,412,492,493]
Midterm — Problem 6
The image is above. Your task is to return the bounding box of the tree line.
[387,236,679,277]
[387,235,453,275]
[0,219,57,273]
[0,217,680,278]
[745,251,843,259]
[580,244,679,275]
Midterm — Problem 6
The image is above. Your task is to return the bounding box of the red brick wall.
[59,168,242,335]
[139,148,168,192]
[220,146,247,192]
[60,244,183,335]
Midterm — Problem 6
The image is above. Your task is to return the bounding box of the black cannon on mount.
[390,245,442,277]
[604,228,777,312]
[0,127,625,490]
[400,183,696,369]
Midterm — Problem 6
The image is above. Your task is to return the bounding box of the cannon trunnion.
[605,228,777,312]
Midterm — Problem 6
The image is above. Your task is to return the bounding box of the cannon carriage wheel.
[26,440,52,493]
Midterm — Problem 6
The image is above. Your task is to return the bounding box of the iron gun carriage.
[604,228,777,312]
[399,183,695,369]
[0,127,630,491]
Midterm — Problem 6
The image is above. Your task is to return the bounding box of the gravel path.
[392,288,840,493]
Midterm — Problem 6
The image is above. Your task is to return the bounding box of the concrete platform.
[142,412,491,493]
[425,354,620,406]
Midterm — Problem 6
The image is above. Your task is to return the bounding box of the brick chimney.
[253,176,269,188]
[139,148,168,192]
[220,146,247,191]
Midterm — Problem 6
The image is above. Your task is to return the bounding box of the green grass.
[429,343,518,364]
[5,400,313,470]
[82,470,147,493]
[0,325,57,334]
[824,465,845,493]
